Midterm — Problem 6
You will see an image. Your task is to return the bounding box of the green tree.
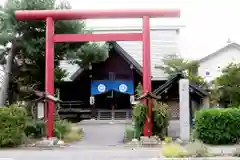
[0,0,109,104]
[159,53,207,88]
[208,82,220,107]
[214,63,240,107]
[159,54,198,75]
[135,82,143,98]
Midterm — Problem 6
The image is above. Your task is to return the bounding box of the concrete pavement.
[0,147,162,160]
[0,120,162,160]
[78,120,130,146]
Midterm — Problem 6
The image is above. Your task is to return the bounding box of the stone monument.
[179,79,190,142]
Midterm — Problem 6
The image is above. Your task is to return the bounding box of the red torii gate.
[15,9,180,138]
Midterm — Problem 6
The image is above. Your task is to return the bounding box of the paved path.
[0,147,161,160]
[78,120,130,146]
[0,120,162,160]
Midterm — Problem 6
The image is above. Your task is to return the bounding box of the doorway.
[95,91,131,120]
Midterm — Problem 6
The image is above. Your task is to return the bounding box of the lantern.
[130,95,135,104]
[37,102,44,119]
[90,96,95,105]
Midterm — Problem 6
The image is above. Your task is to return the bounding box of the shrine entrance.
[94,91,131,120]
[15,9,180,137]
[95,91,131,110]
[91,80,134,120]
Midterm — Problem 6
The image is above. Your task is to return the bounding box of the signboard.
[91,80,134,95]
[90,96,95,105]
[130,95,135,104]
[37,102,44,119]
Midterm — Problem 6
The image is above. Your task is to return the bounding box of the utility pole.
[0,45,13,107]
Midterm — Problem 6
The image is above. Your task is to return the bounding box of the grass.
[162,143,189,158]
[162,138,213,158]
[63,125,83,143]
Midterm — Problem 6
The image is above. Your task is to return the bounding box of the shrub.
[25,119,71,139]
[152,101,169,138]
[230,104,240,108]
[162,143,188,158]
[25,119,45,138]
[132,100,169,139]
[132,103,146,138]
[123,125,135,142]
[164,136,173,144]
[0,104,28,147]
[195,108,240,144]
[63,127,83,143]
[162,141,211,158]
[54,120,71,139]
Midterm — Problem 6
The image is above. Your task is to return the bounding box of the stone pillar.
[202,96,210,108]
[179,79,190,142]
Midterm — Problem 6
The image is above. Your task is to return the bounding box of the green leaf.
[1,0,110,104]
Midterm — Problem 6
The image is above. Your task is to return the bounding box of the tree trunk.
[0,43,15,106]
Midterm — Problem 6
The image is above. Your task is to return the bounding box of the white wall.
[60,26,182,81]
[198,46,240,82]
[89,26,181,80]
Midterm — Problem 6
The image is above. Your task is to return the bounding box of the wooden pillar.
[45,17,54,138]
[142,16,152,137]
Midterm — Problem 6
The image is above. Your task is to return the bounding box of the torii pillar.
[15,9,180,138]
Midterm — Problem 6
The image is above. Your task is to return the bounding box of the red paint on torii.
[15,9,180,20]
[15,9,180,138]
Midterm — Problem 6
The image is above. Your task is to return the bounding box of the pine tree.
[0,0,109,105]
[158,53,207,88]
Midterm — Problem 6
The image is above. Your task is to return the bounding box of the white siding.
[60,26,181,81]
[198,46,240,82]
[59,60,79,81]
[92,27,179,80]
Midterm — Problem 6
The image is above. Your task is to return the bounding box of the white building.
[60,24,184,81]
[198,42,240,82]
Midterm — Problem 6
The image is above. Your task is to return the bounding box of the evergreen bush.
[195,108,240,144]
[25,119,71,139]
[0,104,28,147]
[132,100,169,139]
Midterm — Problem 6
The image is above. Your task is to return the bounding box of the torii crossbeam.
[15,9,180,138]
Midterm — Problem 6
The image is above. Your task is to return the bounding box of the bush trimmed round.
[195,108,240,145]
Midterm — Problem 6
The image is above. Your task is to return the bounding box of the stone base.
[34,137,65,147]
[140,136,160,145]
[124,139,141,147]
[175,138,189,145]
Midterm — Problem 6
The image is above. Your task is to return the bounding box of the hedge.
[0,105,28,147]
[195,108,240,144]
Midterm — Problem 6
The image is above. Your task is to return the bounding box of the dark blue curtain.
[91,80,134,96]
